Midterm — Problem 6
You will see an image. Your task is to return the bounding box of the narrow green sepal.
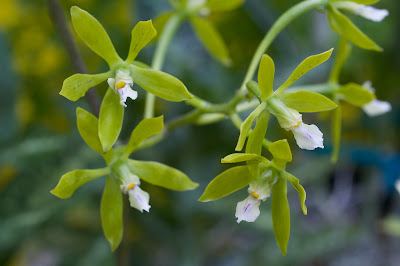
[280,91,337,112]
[221,153,270,166]
[60,72,110,101]
[268,139,292,163]
[246,81,262,102]
[126,20,157,64]
[337,82,375,106]
[258,54,275,100]
[282,171,307,215]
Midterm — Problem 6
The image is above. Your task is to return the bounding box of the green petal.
[236,102,267,151]
[99,88,124,153]
[190,17,231,66]
[258,54,275,100]
[51,168,109,199]
[276,49,333,93]
[198,166,256,202]
[123,116,164,158]
[126,20,157,64]
[101,176,123,251]
[282,171,307,215]
[268,139,292,163]
[327,5,382,52]
[246,81,262,102]
[129,65,192,102]
[280,91,337,112]
[206,0,245,11]
[337,82,375,106]
[271,177,290,256]
[60,72,110,101]
[221,153,270,166]
[128,160,198,191]
[70,6,122,66]
[245,110,270,177]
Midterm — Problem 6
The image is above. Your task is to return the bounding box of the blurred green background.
[0,0,399,265]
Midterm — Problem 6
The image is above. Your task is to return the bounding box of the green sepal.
[60,72,110,101]
[280,91,337,112]
[198,166,256,202]
[99,88,124,153]
[101,176,123,251]
[151,11,174,43]
[258,54,275,100]
[331,104,342,163]
[51,168,109,199]
[128,160,198,191]
[70,6,122,66]
[129,65,192,102]
[337,82,375,106]
[276,49,333,93]
[327,5,382,52]
[236,102,267,151]
[330,0,379,4]
[123,116,164,158]
[190,16,231,66]
[282,171,307,215]
[221,153,270,166]
[271,177,290,256]
[246,81,262,102]
[268,139,292,163]
[206,0,245,11]
[245,110,270,177]
[329,37,352,83]
[126,20,157,64]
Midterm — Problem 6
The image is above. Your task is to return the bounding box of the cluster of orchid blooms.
[51,0,391,255]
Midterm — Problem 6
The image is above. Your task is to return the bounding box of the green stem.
[286,83,332,94]
[144,13,184,118]
[239,0,328,92]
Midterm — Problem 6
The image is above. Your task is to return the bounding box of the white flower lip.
[355,5,389,22]
[362,99,392,117]
[128,185,151,213]
[108,70,138,107]
[235,195,261,223]
[291,122,324,150]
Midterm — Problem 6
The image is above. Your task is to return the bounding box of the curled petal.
[362,99,391,117]
[291,122,324,150]
[128,185,151,213]
[235,195,261,223]
[355,5,388,22]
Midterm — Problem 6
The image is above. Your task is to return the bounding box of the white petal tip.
[292,122,324,150]
[235,195,261,223]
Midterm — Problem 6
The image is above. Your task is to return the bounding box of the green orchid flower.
[51,108,198,251]
[199,139,306,256]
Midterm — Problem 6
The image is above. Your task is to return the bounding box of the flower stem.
[144,13,184,118]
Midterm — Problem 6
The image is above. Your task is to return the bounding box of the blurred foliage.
[0,0,399,265]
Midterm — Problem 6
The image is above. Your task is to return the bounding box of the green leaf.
[258,54,275,100]
[99,88,124,153]
[123,116,164,158]
[282,172,307,215]
[271,177,290,256]
[51,168,108,199]
[246,81,262,102]
[276,49,333,93]
[101,176,123,251]
[198,166,256,202]
[221,153,270,166]
[60,72,110,101]
[206,0,244,11]
[128,160,198,191]
[280,91,337,112]
[236,102,267,151]
[129,65,192,102]
[70,6,122,66]
[337,82,375,106]
[245,110,270,177]
[268,139,292,163]
[126,20,157,64]
[327,5,382,52]
[190,17,231,66]
[151,11,174,43]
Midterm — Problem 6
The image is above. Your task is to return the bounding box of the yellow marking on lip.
[250,191,259,198]
[293,120,301,128]
[116,81,126,89]
[127,183,135,190]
